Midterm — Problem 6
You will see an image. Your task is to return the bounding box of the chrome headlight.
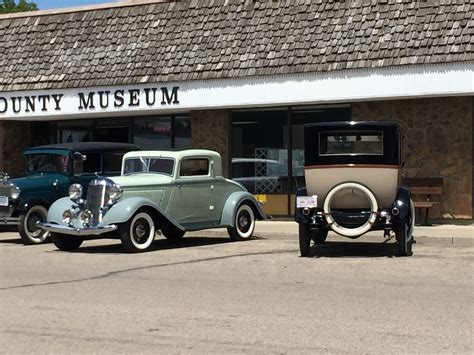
[69,184,83,201]
[108,184,122,203]
[10,185,20,200]
[63,209,73,224]
[81,209,92,225]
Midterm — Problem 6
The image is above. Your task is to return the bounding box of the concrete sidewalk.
[254,220,474,239]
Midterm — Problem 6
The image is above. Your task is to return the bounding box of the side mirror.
[73,152,86,176]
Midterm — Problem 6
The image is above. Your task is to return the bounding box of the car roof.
[24,142,140,154]
[123,149,221,160]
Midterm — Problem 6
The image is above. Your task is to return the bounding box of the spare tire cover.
[323,182,378,238]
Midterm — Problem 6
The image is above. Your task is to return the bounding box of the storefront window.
[95,117,131,143]
[57,120,93,143]
[174,116,192,149]
[231,109,289,195]
[231,106,351,215]
[31,122,57,146]
[133,116,191,150]
[134,117,171,150]
[291,107,351,191]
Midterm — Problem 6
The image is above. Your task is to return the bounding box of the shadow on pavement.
[0,237,23,244]
[309,241,399,258]
[61,236,237,254]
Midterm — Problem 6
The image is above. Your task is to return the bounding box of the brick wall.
[353,96,472,220]
[190,110,230,177]
[0,121,31,178]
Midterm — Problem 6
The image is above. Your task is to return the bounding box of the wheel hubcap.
[28,212,44,238]
[238,211,251,233]
[133,219,150,244]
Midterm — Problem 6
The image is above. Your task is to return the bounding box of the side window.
[82,153,102,174]
[103,152,125,174]
[179,158,209,177]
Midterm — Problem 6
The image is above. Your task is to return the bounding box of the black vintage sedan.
[295,121,414,257]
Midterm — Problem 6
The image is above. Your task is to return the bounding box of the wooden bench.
[402,177,443,226]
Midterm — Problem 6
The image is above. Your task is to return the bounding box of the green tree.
[0,0,38,14]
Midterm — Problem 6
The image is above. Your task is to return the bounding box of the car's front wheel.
[18,205,50,245]
[120,211,156,252]
[227,203,255,241]
[51,233,83,251]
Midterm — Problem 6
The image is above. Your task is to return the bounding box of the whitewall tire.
[120,211,156,252]
[227,204,255,241]
[18,205,50,245]
[323,182,378,238]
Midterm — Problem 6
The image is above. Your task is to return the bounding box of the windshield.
[123,157,174,176]
[26,154,69,174]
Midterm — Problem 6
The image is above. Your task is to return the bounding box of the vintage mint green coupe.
[40,149,268,252]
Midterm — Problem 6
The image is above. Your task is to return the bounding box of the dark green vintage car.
[0,142,139,245]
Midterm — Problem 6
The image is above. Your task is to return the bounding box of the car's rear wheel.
[312,228,328,244]
[51,233,83,251]
[395,222,413,256]
[120,211,155,252]
[18,205,50,245]
[298,224,311,257]
[227,204,255,241]
[161,226,185,241]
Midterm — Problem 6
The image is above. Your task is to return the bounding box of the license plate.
[297,195,318,208]
[0,196,8,206]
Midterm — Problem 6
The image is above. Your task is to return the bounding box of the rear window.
[179,159,209,177]
[319,131,383,156]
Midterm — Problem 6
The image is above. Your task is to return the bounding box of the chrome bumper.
[0,216,20,225]
[39,222,117,236]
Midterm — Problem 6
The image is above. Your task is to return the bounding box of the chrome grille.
[0,182,11,197]
[86,177,114,225]
[0,182,12,217]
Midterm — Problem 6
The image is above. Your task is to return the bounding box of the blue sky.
[34,0,116,10]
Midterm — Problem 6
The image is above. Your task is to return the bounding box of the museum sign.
[0,85,180,119]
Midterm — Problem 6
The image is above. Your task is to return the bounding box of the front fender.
[294,187,311,224]
[102,197,183,231]
[16,197,52,212]
[392,187,412,222]
[47,197,78,224]
[220,191,269,227]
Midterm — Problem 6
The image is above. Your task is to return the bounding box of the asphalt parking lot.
[1,223,473,353]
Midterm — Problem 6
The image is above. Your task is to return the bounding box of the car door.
[169,157,215,227]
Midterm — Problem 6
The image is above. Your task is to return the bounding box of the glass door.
[231,109,289,216]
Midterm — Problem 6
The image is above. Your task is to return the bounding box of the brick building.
[0,0,472,219]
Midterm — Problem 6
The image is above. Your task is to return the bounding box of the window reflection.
[133,116,191,150]
[134,117,172,150]
[231,110,288,194]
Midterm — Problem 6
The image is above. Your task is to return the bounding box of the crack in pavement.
[0,249,294,291]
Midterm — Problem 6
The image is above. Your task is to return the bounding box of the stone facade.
[0,121,31,178]
[190,110,230,177]
[353,96,472,220]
